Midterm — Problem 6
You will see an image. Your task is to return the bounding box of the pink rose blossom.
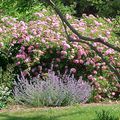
[16,61,20,66]
[78,49,86,56]
[99,76,104,80]
[63,43,70,50]
[56,58,60,62]
[0,27,3,33]
[88,75,93,80]
[16,54,26,59]
[105,49,114,55]
[28,46,34,53]
[18,38,24,43]
[55,64,59,68]
[111,92,115,96]
[95,95,102,100]
[73,59,79,64]
[106,31,110,36]
[79,59,84,64]
[94,20,102,26]
[21,46,25,51]
[66,14,72,19]
[93,70,97,74]
[61,51,67,55]
[102,66,107,70]
[21,71,28,77]
[70,68,76,74]
[0,42,4,47]
[49,50,53,54]
[25,57,31,63]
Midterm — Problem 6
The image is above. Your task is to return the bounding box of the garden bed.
[0,1,120,117]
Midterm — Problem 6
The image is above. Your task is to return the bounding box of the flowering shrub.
[0,9,120,101]
[14,70,91,106]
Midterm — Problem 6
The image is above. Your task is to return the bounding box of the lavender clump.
[14,70,92,107]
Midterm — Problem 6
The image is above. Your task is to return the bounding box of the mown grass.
[0,104,120,120]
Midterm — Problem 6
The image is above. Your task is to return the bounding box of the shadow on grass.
[0,110,85,120]
[0,114,48,120]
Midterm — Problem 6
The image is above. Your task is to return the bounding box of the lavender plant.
[14,70,91,107]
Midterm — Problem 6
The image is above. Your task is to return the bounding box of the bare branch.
[60,19,120,80]
[62,28,120,81]
[88,44,120,81]
[40,0,120,81]
[47,0,120,53]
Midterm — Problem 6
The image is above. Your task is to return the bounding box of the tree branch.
[47,0,120,52]
[61,24,120,81]
[40,0,120,81]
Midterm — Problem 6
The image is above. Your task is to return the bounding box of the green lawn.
[0,104,120,120]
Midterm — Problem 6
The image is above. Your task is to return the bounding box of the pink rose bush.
[0,9,120,101]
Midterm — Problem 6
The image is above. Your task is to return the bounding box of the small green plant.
[94,110,119,120]
[0,65,14,109]
[0,65,15,88]
[0,84,11,109]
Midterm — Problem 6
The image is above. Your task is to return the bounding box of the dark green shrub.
[54,0,120,17]
[0,65,15,88]
[0,51,8,71]
[88,0,120,17]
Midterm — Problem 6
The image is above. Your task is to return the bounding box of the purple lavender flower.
[14,70,91,107]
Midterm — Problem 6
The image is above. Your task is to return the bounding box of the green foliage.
[94,110,119,120]
[88,0,120,17]
[112,16,120,36]
[54,0,120,17]
[0,0,45,21]
[0,51,8,71]
[0,65,14,109]
[0,65,15,88]
[0,84,11,109]
[0,0,119,20]
[0,0,74,21]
